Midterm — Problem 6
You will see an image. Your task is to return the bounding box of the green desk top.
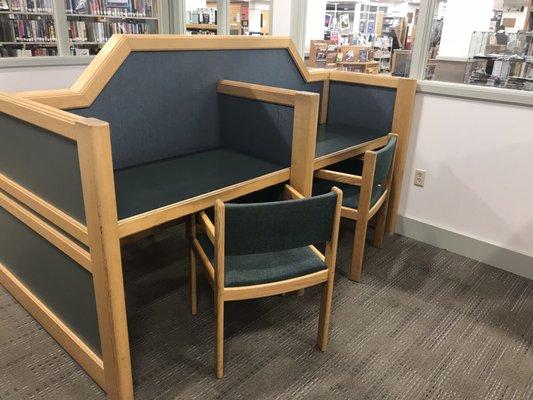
[315,124,385,158]
[114,148,283,220]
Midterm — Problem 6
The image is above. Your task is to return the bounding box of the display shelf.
[66,13,158,20]
[186,23,217,30]
[0,11,53,16]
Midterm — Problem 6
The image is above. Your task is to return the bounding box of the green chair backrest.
[373,135,397,187]
[224,192,338,256]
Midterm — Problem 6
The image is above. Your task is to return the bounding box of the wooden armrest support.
[284,184,305,200]
[198,211,215,244]
[217,79,315,107]
[314,169,362,186]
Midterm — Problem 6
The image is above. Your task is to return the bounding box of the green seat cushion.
[197,234,327,287]
[313,179,384,209]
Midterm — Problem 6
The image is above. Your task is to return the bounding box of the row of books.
[0,45,57,56]
[187,8,217,25]
[0,17,55,42]
[69,20,152,42]
[65,0,154,17]
[0,0,53,13]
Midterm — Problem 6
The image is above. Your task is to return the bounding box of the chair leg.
[317,278,334,351]
[215,294,224,378]
[350,218,368,282]
[373,198,390,248]
[189,245,197,315]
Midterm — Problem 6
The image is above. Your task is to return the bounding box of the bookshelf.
[0,0,162,58]
[185,3,217,35]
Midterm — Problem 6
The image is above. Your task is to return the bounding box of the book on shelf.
[5,0,53,13]
[65,0,155,18]
[1,16,55,42]
[0,44,57,57]
[0,0,9,11]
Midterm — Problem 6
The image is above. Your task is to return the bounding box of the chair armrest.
[198,211,215,244]
[217,79,306,107]
[284,184,305,200]
[314,169,363,186]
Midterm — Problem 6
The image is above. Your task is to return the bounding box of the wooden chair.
[313,133,398,283]
[187,184,342,378]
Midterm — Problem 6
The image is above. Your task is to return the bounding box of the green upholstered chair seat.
[313,179,385,209]
[197,234,327,287]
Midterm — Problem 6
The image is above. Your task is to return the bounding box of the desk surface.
[315,124,384,158]
[114,148,283,220]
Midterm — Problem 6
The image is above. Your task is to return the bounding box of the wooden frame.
[314,133,399,282]
[1,35,416,400]
[189,184,342,378]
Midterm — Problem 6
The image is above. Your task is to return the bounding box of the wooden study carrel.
[0,35,416,400]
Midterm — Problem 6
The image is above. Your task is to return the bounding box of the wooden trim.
[290,92,320,197]
[214,200,225,294]
[0,190,92,272]
[223,270,328,301]
[199,211,215,244]
[329,70,400,89]
[368,190,389,219]
[341,206,359,220]
[284,184,304,200]
[117,169,290,238]
[314,169,362,186]
[387,78,417,234]
[0,91,86,140]
[76,119,133,400]
[0,261,105,388]
[192,238,215,287]
[217,79,300,106]
[18,35,325,109]
[0,172,89,245]
[313,136,389,171]
[319,78,330,124]
[309,245,325,261]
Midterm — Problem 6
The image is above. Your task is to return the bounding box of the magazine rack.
[0,35,415,400]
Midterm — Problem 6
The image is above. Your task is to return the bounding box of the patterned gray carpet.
[1,221,532,400]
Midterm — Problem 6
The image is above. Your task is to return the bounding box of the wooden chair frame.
[314,133,399,282]
[188,184,342,378]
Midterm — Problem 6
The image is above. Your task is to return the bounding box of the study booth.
[0,35,415,400]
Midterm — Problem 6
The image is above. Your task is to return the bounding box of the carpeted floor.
[1,221,532,400]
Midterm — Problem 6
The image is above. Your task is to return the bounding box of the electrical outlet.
[414,169,426,187]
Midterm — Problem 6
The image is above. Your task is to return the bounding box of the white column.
[304,0,327,54]
[438,0,494,60]
[290,0,307,56]
[217,0,228,35]
[272,0,292,36]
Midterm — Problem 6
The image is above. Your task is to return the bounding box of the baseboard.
[395,215,533,280]
[0,262,105,388]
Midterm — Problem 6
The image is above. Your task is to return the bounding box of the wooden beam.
[314,169,363,186]
[0,190,91,272]
[217,79,299,106]
[387,78,417,234]
[198,211,215,244]
[77,119,133,400]
[290,92,320,197]
[0,261,105,388]
[0,172,89,245]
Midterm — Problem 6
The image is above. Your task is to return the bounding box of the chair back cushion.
[373,135,397,187]
[224,191,338,256]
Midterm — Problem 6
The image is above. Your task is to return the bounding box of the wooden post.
[387,78,417,234]
[290,92,320,197]
[77,118,134,400]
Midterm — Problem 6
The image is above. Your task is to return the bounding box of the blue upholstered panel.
[327,82,396,136]
[0,207,101,355]
[0,112,86,223]
[72,49,322,169]
[219,94,294,167]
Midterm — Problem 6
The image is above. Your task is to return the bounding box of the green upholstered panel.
[326,82,396,136]
[198,234,326,287]
[114,148,283,220]
[223,192,338,256]
[373,136,397,187]
[72,49,322,170]
[313,179,384,209]
[219,94,294,167]
[0,207,101,355]
[0,112,86,223]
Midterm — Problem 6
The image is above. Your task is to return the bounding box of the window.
[423,0,533,92]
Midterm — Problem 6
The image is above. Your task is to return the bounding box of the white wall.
[271,0,291,36]
[400,93,533,258]
[304,0,327,54]
[0,65,85,92]
[439,0,494,59]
